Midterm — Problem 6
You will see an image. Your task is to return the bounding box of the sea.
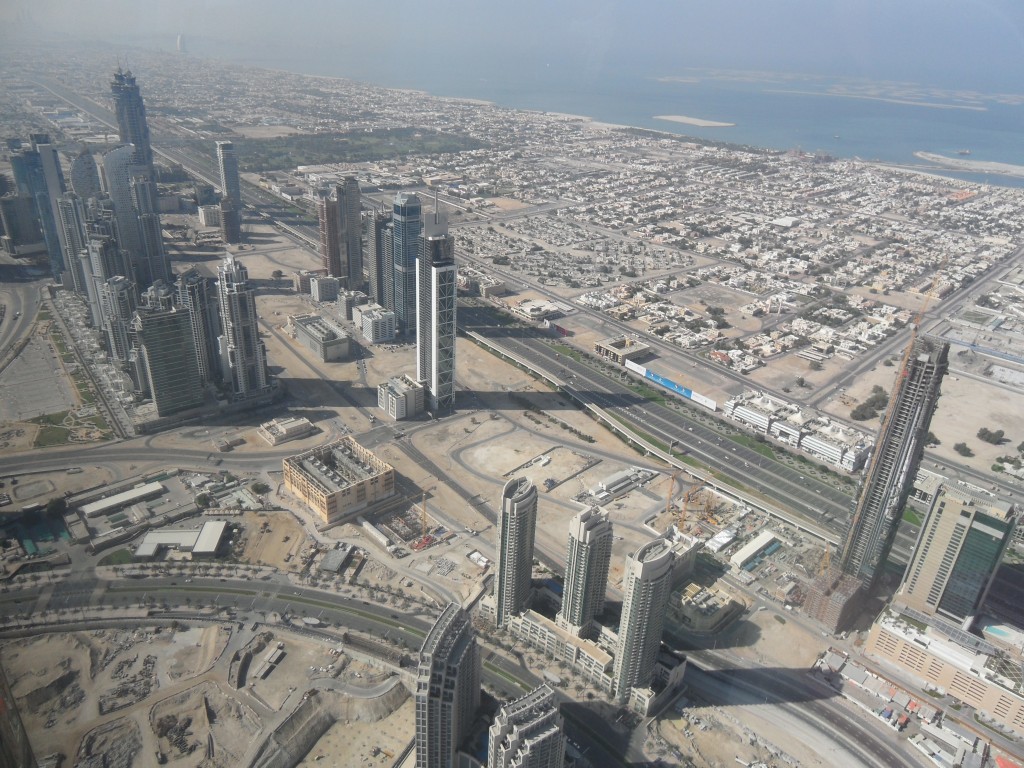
[191,42,1024,188]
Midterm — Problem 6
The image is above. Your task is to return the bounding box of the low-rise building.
[134,519,228,559]
[338,290,369,320]
[360,306,396,343]
[292,268,328,294]
[283,437,396,525]
[309,276,341,303]
[594,335,651,365]
[377,374,425,420]
[291,313,350,362]
[257,416,317,446]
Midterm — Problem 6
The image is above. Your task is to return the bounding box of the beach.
[654,114,735,128]
[914,152,1024,179]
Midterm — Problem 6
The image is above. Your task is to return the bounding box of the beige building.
[377,374,425,420]
[258,416,316,446]
[283,437,395,525]
[593,335,651,365]
[866,613,1024,735]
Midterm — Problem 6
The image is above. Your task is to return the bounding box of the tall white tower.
[416,210,456,415]
[216,254,271,400]
[556,507,612,637]
[494,477,538,627]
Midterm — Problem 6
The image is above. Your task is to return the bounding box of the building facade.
[494,478,539,627]
[216,255,272,400]
[556,507,612,638]
[487,685,565,768]
[216,141,241,205]
[614,538,674,701]
[378,375,426,420]
[840,337,949,592]
[416,603,480,768]
[282,437,395,525]
[131,306,204,416]
[391,192,422,334]
[111,68,153,169]
[175,268,221,386]
[416,214,457,415]
[896,485,1016,629]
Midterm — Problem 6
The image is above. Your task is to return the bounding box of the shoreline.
[913,152,1024,179]
[764,88,988,111]
[654,114,735,128]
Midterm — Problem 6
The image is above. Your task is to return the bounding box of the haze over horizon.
[2,0,1024,94]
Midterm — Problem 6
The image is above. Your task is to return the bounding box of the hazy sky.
[4,1,1023,91]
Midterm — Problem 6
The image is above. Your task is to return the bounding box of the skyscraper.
[317,178,361,285]
[0,194,44,256]
[130,306,204,416]
[217,255,272,400]
[614,538,674,701]
[840,337,949,591]
[364,206,391,306]
[11,135,66,279]
[101,145,143,274]
[495,477,538,627]
[416,603,480,768]
[69,147,102,199]
[175,268,221,386]
[488,685,565,768]
[81,234,131,327]
[416,212,456,415]
[896,485,1015,630]
[391,192,422,334]
[215,141,240,205]
[557,507,613,637]
[99,275,137,363]
[111,68,153,169]
[56,193,88,294]
[130,173,170,286]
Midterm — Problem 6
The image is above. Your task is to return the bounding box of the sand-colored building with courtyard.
[283,437,395,525]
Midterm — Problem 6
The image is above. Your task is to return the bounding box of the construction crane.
[678,478,706,532]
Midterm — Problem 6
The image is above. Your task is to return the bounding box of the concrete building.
[866,612,1024,735]
[417,212,457,414]
[361,306,397,344]
[56,193,88,294]
[488,685,565,768]
[841,338,949,591]
[282,437,395,525]
[338,289,369,319]
[217,255,273,400]
[111,68,153,169]
[0,194,44,256]
[556,507,612,638]
[99,275,137,363]
[378,375,425,420]
[391,192,422,334]
[219,197,241,244]
[291,313,350,362]
[895,485,1016,630]
[134,520,228,559]
[216,141,241,205]
[131,306,205,417]
[11,134,67,279]
[614,538,674,702]
[495,478,539,627]
[175,268,221,386]
[257,416,316,446]
[594,335,651,365]
[317,178,362,286]
[364,207,391,307]
[416,603,480,768]
[130,173,170,287]
[198,204,221,228]
[101,144,144,278]
[310,276,341,303]
[292,268,328,294]
[69,147,102,198]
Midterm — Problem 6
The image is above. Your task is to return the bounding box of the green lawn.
[98,548,134,566]
[902,508,922,526]
[34,425,70,448]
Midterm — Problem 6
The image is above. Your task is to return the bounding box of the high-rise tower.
[316,178,361,286]
[557,507,613,637]
[840,337,949,591]
[614,538,674,701]
[416,211,456,415]
[896,485,1015,630]
[111,68,153,169]
[215,141,241,205]
[101,145,144,274]
[99,275,137,363]
[69,147,102,199]
[415,603,480,768]
[130,173,170,286]
[175,268,221,386]
[11,135,67,279]
[494,477,538,627]
[130,306,204,416]
[364,206,391,306]
[487,685,565,768]
[391,192,422,334]
[216,255,272,400]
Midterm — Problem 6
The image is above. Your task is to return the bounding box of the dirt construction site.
[0,624,413,767]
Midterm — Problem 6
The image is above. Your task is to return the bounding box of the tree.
[45,497,67,517]
[977,428,1006,445]
[251,481,271,495]
[954,442,974,457]
[925,431,941,447]
[271,269,284,281]
[809,360,823,371]
[196,493,213,509]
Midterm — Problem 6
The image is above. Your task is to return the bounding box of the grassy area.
[902,508,922,526]
[31,411,69,427]
[34,425,70,448]
[98,549,134,566]
[483,661,533,692]
[727,433,776,459]
[550,343,582,362]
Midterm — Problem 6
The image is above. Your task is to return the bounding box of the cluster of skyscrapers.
[0,69,271,419]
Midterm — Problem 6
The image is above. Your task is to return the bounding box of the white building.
[378,375,425,420]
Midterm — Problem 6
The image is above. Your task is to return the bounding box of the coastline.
[764,88,987,111]
[913,152,1024,179]
[654,114,735,128]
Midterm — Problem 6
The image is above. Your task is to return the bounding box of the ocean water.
[196,41,1024,187]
